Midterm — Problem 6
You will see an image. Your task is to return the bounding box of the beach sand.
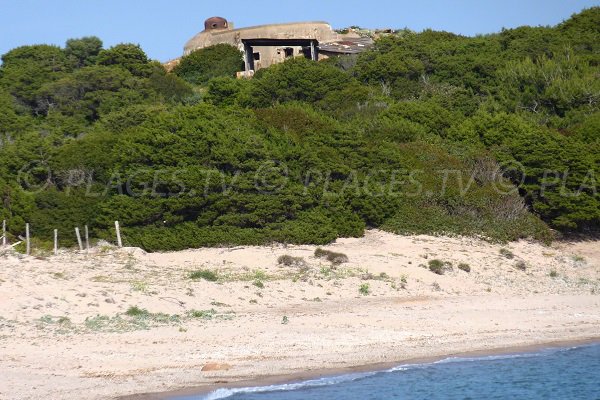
[0,230,599,400]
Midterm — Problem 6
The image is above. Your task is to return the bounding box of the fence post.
[2,220,6,246]
[54,229,58,256]
[75,227,83,251]
[115,221,122,248]
[26,223,30,255]
[84,225,90,252]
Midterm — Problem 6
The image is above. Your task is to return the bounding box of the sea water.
[177,343,600,400]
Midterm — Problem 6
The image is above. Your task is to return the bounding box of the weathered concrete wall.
[185,21,340,53]
[184,21,342,69]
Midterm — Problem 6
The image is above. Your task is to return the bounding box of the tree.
[173,44,244,84]
[35,65,149,122]
[65,36,103,68]
[0,45,69,108]
[498,50,600,117]
[204,76,248,106]
[96,43,152,77]
[241,57,356,108]
[0,89,28,134]
[147,64,194,102]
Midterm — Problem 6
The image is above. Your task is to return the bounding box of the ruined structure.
[183,17,373,74]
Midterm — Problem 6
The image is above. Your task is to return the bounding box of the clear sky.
[0,0,598,62]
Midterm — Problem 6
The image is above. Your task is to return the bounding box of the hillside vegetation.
[0,8,598,251]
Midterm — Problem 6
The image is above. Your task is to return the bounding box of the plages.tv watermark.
[15,159,598,198]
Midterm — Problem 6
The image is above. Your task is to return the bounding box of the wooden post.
[75,227,83,251]
[25,223,30,255]
[53,229,58,255]
[84,225,90,252]
[115,221,122,248]
[2,219,6,246]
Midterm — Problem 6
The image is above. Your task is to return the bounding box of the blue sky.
[0,0,597,62]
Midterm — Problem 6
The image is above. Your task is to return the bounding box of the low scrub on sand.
[515,260,527,271]
[359,283,370,295]
[189,269,219,282]
[277,255,307,267]
[428,259,452,275]
[188,309,217,319]
[314,248,349,265]
[500,248,514,259]
[458,263,471,273]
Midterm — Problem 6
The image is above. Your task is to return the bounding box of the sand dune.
[0,230,599,399]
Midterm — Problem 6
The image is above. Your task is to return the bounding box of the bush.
[189,269,219,282]
[277,255,307,267]
[314,248,349,265]
[515,260,527,271]
[359,283,370,295]
[499,248,514,259]
[253,280,264,289]
[428,259,445,275]
[458,263,471,273]
[429,260,452,275]
[125,306,149,317]
[188,309,217,319]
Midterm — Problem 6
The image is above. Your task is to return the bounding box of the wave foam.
[199,371,377,400]
[191,344,591,400]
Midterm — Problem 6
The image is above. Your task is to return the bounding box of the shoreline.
[124,337,600,400]
[1,231,598,400]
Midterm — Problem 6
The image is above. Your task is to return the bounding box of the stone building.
[182,17,373,74]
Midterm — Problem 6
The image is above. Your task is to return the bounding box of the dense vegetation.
[0,8,598,251]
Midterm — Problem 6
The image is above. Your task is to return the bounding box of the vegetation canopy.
[0,8,598,251]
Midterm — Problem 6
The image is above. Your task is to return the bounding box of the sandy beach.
[1,230,599,400]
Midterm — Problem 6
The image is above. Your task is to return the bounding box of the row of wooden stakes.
[1,220,123,255]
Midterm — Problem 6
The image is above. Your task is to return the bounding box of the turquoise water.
[178,343,600,400]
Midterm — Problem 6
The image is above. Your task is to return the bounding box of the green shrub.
[458,263,471,273]
[277,255,307,267]
[253,280,264,289]
[188,309,217,319]
[314,248,349,265]
[499,248,514,259]
[515,260,527,271]
[359,283,370,295]
[428,259,445,275]
[189,269,219,282]
[125,306,149,317]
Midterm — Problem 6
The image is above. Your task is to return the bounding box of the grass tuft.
[253,280,264,289]
[125,306,149,317]
[189,269,219,282]
[188,309,217,319]
[359,283,370,295]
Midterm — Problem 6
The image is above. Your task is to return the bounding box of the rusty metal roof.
[318,37,374,54]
